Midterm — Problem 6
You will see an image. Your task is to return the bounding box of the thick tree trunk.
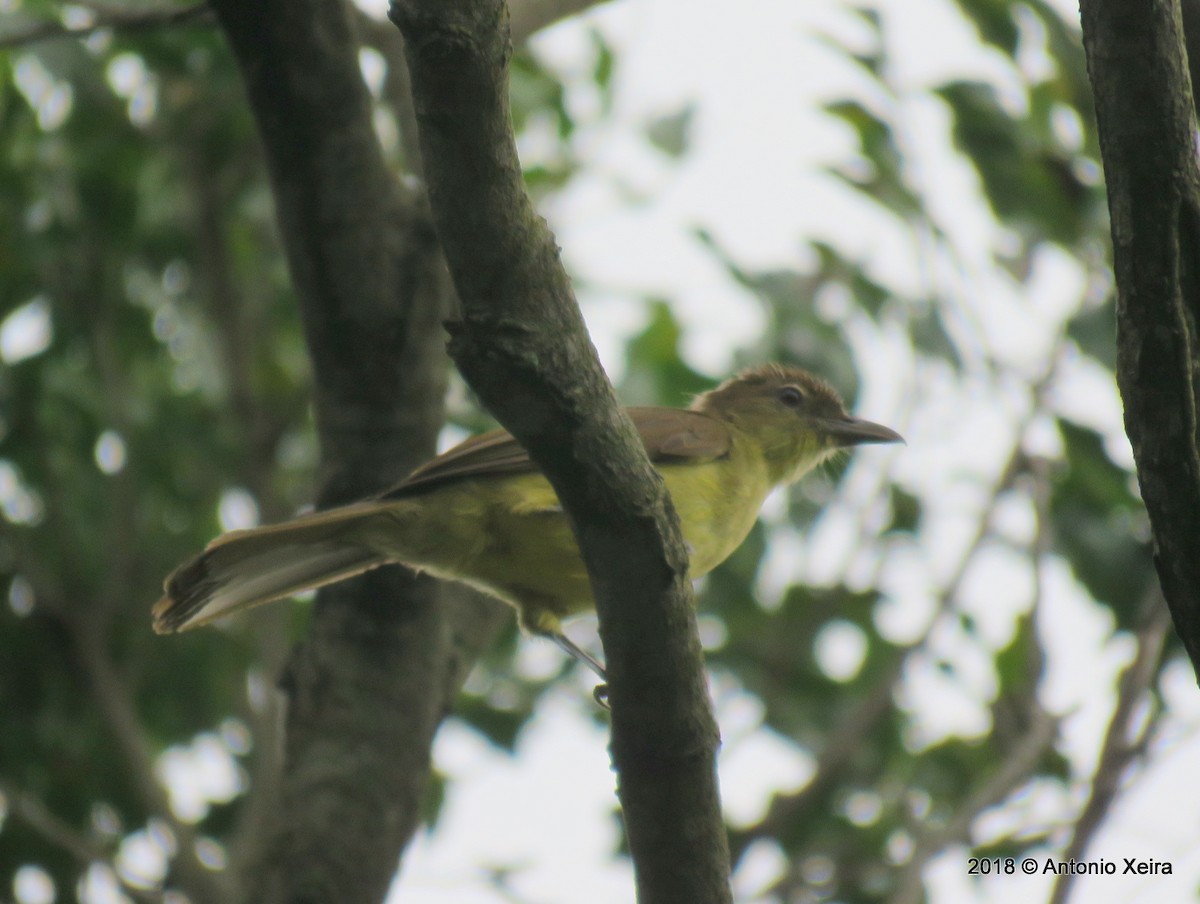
[207,1,506,901]
[1081,0,1200,677]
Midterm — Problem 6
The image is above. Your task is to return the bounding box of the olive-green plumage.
[153,365,902,650]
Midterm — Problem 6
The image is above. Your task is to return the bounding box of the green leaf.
[948,0,1019,55]
[937,80,1102,246]
[1067,303,1117,370]
[620,299,711,405]
[1052,419,1152,627]
[885,485,921,534]
[645,104,693,158]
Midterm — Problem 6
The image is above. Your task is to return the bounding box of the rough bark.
[207,2,507,902]
[1180,0,1200,117]
[389,2,733,902]
[1081,0,1200,678]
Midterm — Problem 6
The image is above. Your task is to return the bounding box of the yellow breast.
[661,434,773,577]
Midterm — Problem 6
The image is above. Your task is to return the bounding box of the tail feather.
[153,505,389,634]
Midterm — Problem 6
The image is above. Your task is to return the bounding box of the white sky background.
[7,0,1199,902]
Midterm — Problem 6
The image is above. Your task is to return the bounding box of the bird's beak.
[822,417,905,447]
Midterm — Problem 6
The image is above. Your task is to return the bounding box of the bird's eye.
[778,385,805,408]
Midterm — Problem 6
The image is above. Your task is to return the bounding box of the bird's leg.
[548,630,606,679]
[547,631,610,708]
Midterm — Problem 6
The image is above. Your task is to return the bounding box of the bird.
[152,364,902,675]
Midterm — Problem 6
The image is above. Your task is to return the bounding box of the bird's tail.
[152,504,392,634]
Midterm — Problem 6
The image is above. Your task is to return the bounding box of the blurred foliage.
[936,79,1100,246]
[0,1,1172,903]
[644,103,694,159]
[0,15,302,897]
[1052,418,1153,630]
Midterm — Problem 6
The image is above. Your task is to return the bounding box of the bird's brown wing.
[630,406,733,461]
[378,407,732,499]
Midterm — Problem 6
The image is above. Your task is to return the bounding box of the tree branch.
[67,621,228,904]
[0,3,210,50]
[388,2,731,901]
[888,707,1059,904]
[354,0,614,175]
[1048,587,1171,904]
[0,780,163,904]
[204,0,470,901]
[1081,0,1200,679]
[887,454,1060,904]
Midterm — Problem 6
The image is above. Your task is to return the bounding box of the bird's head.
[693,364,903,484]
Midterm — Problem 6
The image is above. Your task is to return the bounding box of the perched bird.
[153,364,902,673]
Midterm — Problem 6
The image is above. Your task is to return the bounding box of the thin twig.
[732,438,1028,864]
[889,707,1060,904]
[67,621,228,904]
[0,779,164,904]
[1047,586,1172,904]
[887,454,1060,904]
